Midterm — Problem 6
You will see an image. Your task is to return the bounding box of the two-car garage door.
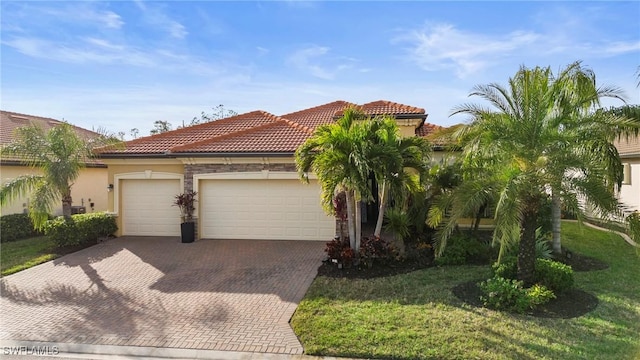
[199,179,335,241]
[120,177,334,240]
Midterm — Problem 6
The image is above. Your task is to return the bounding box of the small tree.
[0,123,122,229]
[150,120,172,135]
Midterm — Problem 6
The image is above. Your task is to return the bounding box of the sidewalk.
[0,340,368,360]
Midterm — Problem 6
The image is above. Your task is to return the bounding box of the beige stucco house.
[97,100,442,240]
[616,135,640,215]
[0,111,109,216]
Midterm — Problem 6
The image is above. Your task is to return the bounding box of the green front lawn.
[292,221,640,359]
[1,236,59,276]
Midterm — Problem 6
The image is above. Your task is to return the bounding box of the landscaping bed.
[292,221,640,360]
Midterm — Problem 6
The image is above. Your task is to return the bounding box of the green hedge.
[0,213,41,242]
[44,212,117,248]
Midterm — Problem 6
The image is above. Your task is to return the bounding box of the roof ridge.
[169,112,285,153]
[279,100,355,117]
[123,110,274,146]
[281,117,313,135]
[361,100,426,114]
[1,110,101,136]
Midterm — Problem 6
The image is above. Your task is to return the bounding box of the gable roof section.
[415,122,443,137]
[1,110,105,166]
[98,99,441,158]
[280,100,356,130]
[171,118,313,154]
[1,110,100,146]
[101,110,281,155]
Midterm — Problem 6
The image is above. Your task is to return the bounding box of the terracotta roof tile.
[1,110,100,145]
[99,110,280,154]
[99,100,434,157]
[281,100,356,130]
[1,110,105,165]
[171,120,311,154]
[360,100,426,116]
[615,135,640,157]
[416,123,443,137]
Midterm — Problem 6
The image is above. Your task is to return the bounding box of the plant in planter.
[174,190,197,243]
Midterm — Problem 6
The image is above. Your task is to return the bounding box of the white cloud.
[134,1,188,39]
[602,41,640,56]
[396,23,540,78]
[287,45,358,80]
[2,36,222,75]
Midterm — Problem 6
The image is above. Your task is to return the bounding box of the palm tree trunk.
[374,180,388,238]
[62,189,73,218]
[354,192,362,254]
[345,189,356,250]
[551,191,562,255]
[518,204,538,287]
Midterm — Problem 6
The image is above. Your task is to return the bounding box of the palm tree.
[0,123,121,229]
[545,62,630,254]
[430,62,639,285]
[296,108,373,252]
[370,117,431,239]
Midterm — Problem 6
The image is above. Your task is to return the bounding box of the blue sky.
[2,1,639,138]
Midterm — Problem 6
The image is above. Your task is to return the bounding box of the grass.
[292,221,640,360]
[1,236,59,276]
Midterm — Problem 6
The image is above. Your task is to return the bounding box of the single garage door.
[121,179,181,236]
[199,179,334,240]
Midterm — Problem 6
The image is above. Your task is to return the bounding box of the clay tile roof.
[281,100,357,130]
[615,135,640,157]
[99,110,280,154]
[416,123,443,137]
[334,100,426,118]
[360,100,426,116]
[1,110,105,165]
[1,110,100,146]
[171,119,311,154]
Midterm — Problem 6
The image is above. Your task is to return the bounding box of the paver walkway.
[0,237,326,355]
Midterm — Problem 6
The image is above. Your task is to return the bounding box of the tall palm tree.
[0,123,120,229]
[370,117,431,238]
[296,108,373,252]
[545,62,629,254]
[430,62,639,285]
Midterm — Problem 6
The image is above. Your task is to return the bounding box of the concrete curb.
[565,219,638,247]
[0,340,364,360]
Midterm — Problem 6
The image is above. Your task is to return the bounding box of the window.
[622,163,631,185]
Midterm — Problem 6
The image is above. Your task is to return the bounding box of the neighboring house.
[97,100,442,240]
[0,111,109,216]
[616,135,640,215]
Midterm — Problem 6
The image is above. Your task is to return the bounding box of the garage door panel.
[200,179,334,241]
[122,179,181,236]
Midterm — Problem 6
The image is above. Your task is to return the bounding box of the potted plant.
[174,190,197,243]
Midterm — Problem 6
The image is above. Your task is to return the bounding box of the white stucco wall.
[618,159,640,214]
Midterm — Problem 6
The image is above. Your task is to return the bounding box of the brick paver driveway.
[0,237,325,355]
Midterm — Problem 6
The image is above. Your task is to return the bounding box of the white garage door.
[121,179,181,236]
[199,179,335,240]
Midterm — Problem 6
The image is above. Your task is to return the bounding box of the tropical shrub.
[627,211,640,243]
[492,258,574,293]
[44,212,117,248]
[479,277,531,313]
[479,277,555,313]
[534,259,574,293]
[325,238,355,267]
[359,236,397,268]
[0,213,42,242]
[435,232,493,265]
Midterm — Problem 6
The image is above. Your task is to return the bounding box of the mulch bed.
[317,256,434,279]
[317,250,605,318]
[451,280,599,318]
